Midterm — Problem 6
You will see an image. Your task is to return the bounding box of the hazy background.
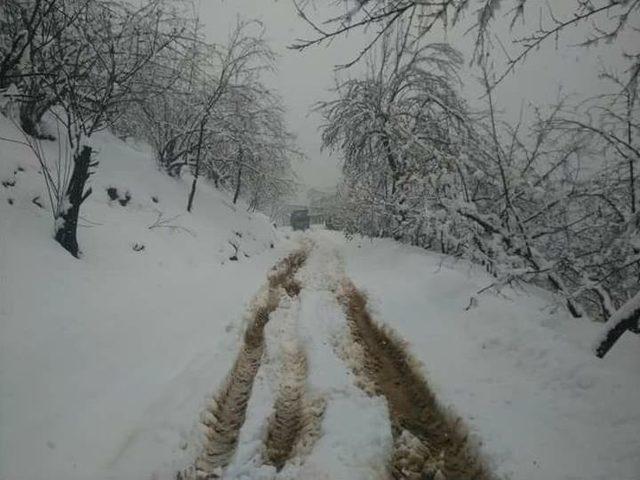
[198,0,637,197]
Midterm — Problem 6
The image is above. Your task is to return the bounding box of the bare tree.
[550,69,640,355]
[292,1,640,87]
[18,0,181,257]
[123,18,297,214]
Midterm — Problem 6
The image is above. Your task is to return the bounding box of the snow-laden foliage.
[112,18,297,213]
[292,0,640,356]
[321,38,639,355]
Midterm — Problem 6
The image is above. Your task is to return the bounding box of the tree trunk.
[233,147,243,205]
[595,290,640,358]
[627,94,636,214]
[19,82,55,139]
[233,164,243,205]
[54,146,95,258]
[382,136,398,195]
[187,119,206,212]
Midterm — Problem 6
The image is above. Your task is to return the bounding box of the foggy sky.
[198,0,637,194]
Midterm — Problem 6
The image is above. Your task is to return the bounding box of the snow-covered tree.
[320,40,471,237]
[120,18,297,214]
[10,0,182,257]
[304,1,639,356]
[550,70,640,355]
[322,36,640,352]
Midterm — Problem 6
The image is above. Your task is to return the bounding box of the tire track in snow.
[290,241,392,480]
[262,246,326,472]
[338,280,491,480]
[263,340,316,470]
[220,285,326,479]
[179,249,307,480]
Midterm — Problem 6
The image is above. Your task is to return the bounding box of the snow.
[2,108,639,480]
[0,111,290,480]
[221,240,392,480]
[314,230,640,480]
[221,297,288,480]
[291,245,392,480]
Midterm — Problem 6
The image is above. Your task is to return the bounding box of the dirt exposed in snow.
[181,250,308,479]
[260,248,328,472]
[262,343,309,470]
[338,281,491,480]
[180,242,495,479]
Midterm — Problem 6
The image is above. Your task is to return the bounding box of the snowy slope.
[2,107,639,480]
[315,230,640,480]
[0,111,292,480]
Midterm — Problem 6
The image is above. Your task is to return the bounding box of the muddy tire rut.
[262,344,308,470]
[183,250,307,479]
[260,339,325,474]
[339,281,491,480]
[262,291,326,471]
[180,243,491,480]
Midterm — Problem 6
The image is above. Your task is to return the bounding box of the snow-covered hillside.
[0,111,291,480]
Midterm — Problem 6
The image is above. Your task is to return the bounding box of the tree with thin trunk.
[19,0,181,257]
[233,156,243,205]
[187,118,206,212]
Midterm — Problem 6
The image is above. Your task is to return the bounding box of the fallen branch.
[147,211,195,237]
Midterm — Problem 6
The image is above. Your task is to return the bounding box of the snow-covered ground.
[222,240,393,480]
[203,230,640,480]
[0,111,291,480]
[322,230,640,480]
[1,110,639,480]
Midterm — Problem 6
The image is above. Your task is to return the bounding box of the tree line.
[0,0,297,257]
[294,0,640,357]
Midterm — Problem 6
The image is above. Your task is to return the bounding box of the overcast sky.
[197,0,637,195]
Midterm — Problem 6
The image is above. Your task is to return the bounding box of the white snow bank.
[0,111,292,480]
[312,229,640,480]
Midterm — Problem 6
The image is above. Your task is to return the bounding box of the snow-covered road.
[178,235,488,479]
[2,197,639,480]
[188,241,398,480]
[202,230,640,480]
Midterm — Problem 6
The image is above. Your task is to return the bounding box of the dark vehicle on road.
[291,209,310,231]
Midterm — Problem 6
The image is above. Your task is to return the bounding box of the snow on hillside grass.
[0,111,292,480]
[316,229,640,480]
